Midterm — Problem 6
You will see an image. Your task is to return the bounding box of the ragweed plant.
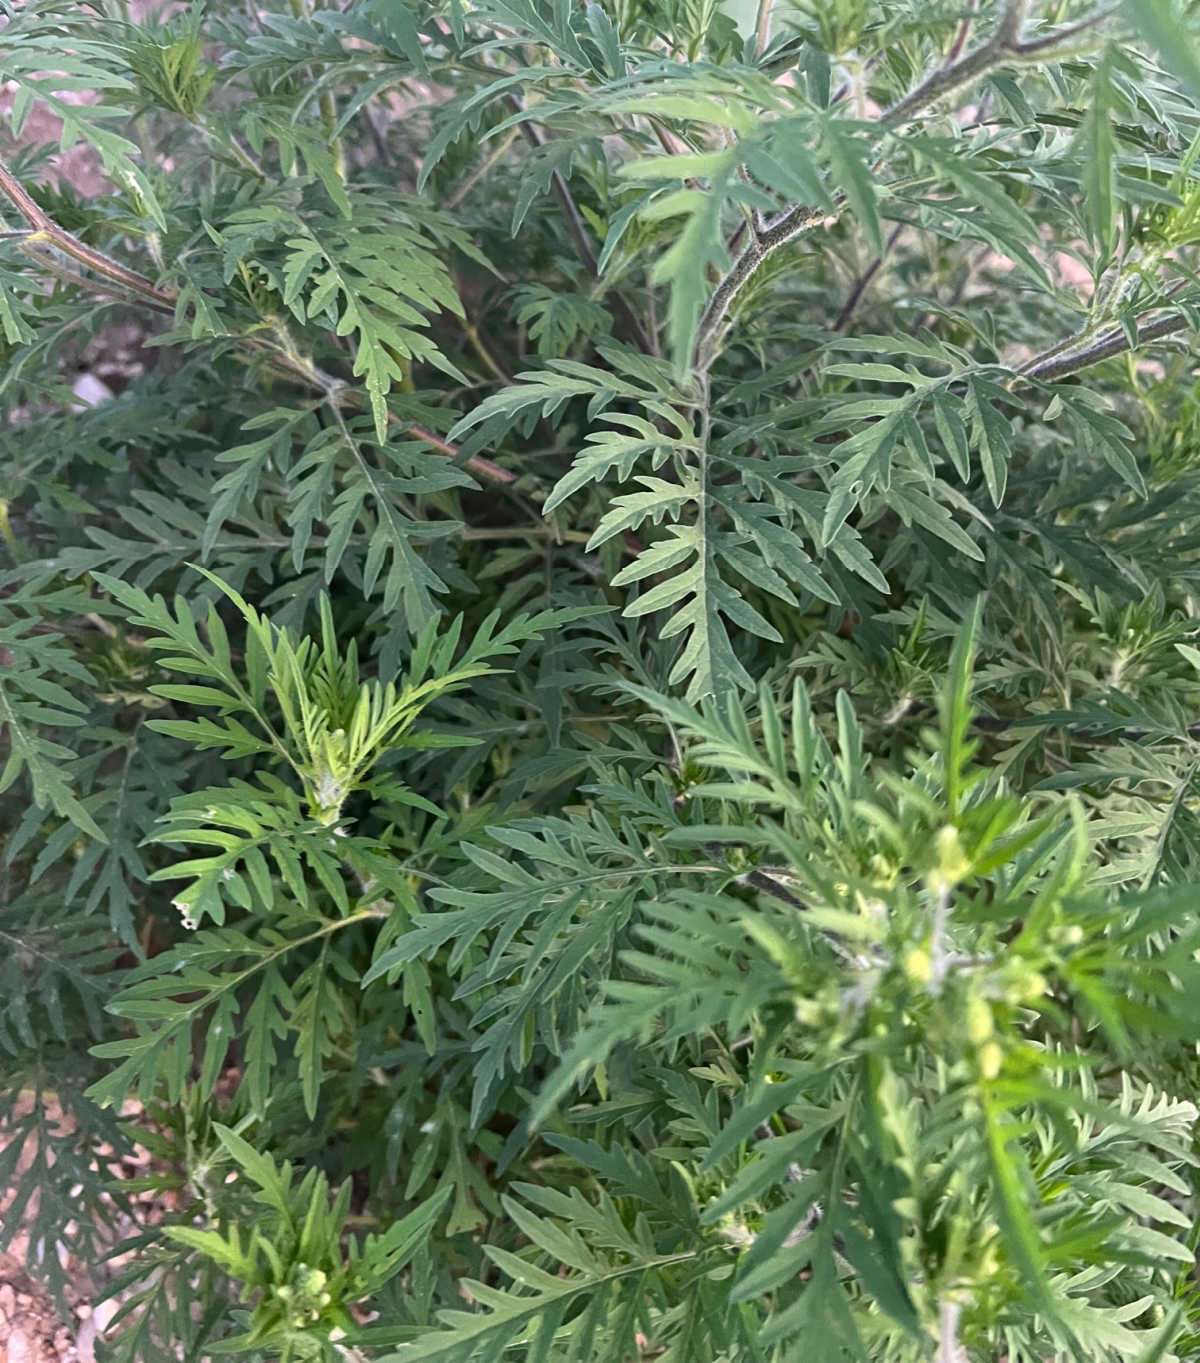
[5,0,1200,1359]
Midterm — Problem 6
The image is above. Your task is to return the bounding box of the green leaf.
[964,376,1014,506]
[0,680,106,842]
[1124,0,1200,100]
[904,136,1053,290]
[980,1090,1056,1313]
[823,117,883,252]
[1081,51,1119,253]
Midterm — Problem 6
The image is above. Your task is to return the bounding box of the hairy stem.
[0,160,174,307]
[1011,1,1120,56]
[21,245,170,313]
[696,0,1120,368]
[1020,307,1191,382]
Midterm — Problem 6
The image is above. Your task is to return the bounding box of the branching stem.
[694,0,1050,369]
[1010,2,1120,56]
[0,159,174,308]
[1019,308,1191,382]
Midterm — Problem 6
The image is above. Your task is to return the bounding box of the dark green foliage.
[5,0,1200,1358]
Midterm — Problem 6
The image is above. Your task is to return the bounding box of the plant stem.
[700,1,1120,371]
[694,0,1032,369]
[459,526,591,542]
[0,160,174,308]
[220,127,271,181]
[944,0,977,66]
[0,156,512,484]
[445,127,522,209]
[21,246,169,312]
[506,95,657,354]
[507,95,598,272]
[886,0,1028,126]
[833,224,905,333]
[1011,1,1120,57]
[752,0,774,60]
[1019,306,1191,382]
[288,0,347,181]
[462,318,513,384]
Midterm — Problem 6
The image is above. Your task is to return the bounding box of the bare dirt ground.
[0,1098,158,1363]
[0,1251,81,1363]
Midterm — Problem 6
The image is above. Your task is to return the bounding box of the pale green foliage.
[6,0,1200,1360]
[209,194,478,436]
[165,1123,450,1361]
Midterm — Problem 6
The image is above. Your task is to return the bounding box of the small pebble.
[70,373,114,409]
[92,1298,118,1332]
[76,1314,97,1363]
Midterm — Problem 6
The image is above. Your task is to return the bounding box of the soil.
[0,1253,80,1363]
[0,1094,168,1363]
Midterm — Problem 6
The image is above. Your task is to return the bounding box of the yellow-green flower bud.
[933,824,971,888]
[965,993,993,1045]
[977,1041,1003,1080]
[903,947,933,985]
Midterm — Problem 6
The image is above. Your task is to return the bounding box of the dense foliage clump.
[6,0,1200,1357]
